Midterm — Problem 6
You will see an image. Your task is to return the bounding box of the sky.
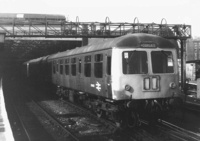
[0,0,200,37]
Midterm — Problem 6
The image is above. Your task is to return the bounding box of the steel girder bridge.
[0,16,191,40]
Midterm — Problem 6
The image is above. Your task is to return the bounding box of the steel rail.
[140,118,200,141]
[61,100,161,141]
[30,100,80,141]
[60,99,118,134]
[2,79,32,141]
[157,119,200,141]
[11,103,32,141]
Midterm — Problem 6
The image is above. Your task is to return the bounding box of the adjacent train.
[24,33,180,127]
[0,13,66,21]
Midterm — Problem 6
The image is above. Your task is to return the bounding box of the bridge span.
[0,13,191,40]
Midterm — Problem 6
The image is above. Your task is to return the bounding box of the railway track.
[8,80,198,141]
[60,100,159,141]
[9,93,200,141]
[59,100,118,134]
[8,88,200,141]
[27,99,127,141]
[140,118,200,141]
[157,119,200,141]
[5,95,33,141]
[60,99,169,141]
[28,98,167,141]
[28,100,81,141]
[60,99,200,141]
[4,90,55,141]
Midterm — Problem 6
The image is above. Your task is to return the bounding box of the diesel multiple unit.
[24,33,180,127]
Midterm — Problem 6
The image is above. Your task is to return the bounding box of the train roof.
[48,33,178,60]
[24,57,43,64]
[24,55,50,64]
[0,13,65,20]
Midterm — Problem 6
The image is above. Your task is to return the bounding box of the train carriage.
[0,13,66,21]
[47,33,179,99]
[24,33,180,127]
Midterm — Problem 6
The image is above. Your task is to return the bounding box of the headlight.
[125,85,132,91]
[169,82,176,89]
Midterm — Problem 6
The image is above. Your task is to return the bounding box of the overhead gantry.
[0,16,191,39]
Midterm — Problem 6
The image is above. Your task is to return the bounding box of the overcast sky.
[0,0,199,37]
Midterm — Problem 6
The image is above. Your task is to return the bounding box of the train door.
[59,59,64,86]
[77,57,83,91]
[56,60,60,85]
[51,61,55,84]
[64,58,70,88]
[105,51,112,98]
[70,57,77,90]
[92,53,106,97]
[52,60,59,85]
[83,55,92,93]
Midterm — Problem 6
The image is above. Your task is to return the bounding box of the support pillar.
[0,32,5,76]
[0,32,5,51]
[181,39,186,92]
[197,78,200,98]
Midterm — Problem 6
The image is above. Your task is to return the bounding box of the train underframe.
[56,86,180,128]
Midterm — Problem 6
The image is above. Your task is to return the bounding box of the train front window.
[151,51,174,73]
[122,51,148,74]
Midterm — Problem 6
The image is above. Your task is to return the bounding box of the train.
[182,60,200,95]
[24,33,180,128]
[186,60,200,82]
[0,13,66,21]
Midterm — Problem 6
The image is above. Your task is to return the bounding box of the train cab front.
[111,42,180,124]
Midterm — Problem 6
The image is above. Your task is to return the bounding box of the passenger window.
[65,59,69,75]
[84,56,91,77]
[107,56,111,75]
[94,54,103,78]
[71,58,76,76]
[60,60,63,74]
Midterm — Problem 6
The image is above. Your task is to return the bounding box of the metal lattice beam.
[0,17,191,40]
